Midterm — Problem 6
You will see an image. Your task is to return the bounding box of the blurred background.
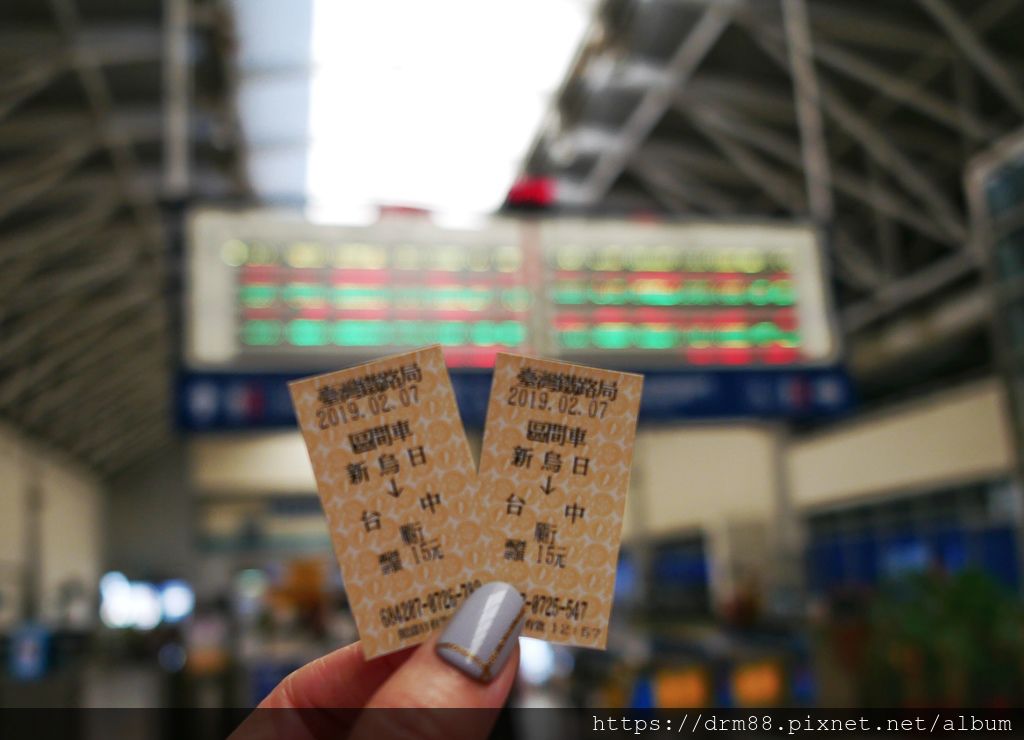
[2,0,1024,719]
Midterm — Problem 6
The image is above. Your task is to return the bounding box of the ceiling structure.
[520,0,1024,360]
[3,0,1024,477]
[0,0,248,475]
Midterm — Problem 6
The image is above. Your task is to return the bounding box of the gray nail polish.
[436,581,525,682]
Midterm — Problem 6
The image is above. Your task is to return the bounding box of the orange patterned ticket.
[475,353,643,649]
[289,346,482,658]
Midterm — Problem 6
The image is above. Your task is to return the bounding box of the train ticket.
[289,346,483,658]
[474,353,643,649]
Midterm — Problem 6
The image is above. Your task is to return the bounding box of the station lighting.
[305,0,595,220]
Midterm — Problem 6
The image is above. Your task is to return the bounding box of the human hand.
[231,582,525,740]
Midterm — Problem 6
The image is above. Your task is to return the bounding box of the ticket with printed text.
[474,353,643,649]
[289,346,483,658]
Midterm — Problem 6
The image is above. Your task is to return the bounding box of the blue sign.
[176,367,853,431]
[9,622,50,682]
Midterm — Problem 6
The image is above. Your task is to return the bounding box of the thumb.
[350,582,525,740]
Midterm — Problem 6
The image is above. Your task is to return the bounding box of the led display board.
[188,210,530,369]
[186,210,838,371]
[540,219,835,368]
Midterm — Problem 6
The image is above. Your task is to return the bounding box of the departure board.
[186,210,837,370]
[187,211,534,369]
[540,220,834,367]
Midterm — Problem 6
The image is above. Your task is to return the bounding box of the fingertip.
[434,581,525,684]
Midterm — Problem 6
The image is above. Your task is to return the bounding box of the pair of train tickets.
[289,346,643,659]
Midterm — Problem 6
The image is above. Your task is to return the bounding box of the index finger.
[259,641,414,709]
[230,642,416,740]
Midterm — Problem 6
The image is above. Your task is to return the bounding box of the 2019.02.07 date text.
[316,385,419,429]
[506,386,608,419]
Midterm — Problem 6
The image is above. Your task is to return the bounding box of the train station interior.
[2,0,1024,718]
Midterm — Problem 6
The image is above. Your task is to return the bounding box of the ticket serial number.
[523,592,589,621]
[520,594,601,641]
[378,580,482,627]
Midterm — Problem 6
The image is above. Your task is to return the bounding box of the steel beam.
[685,102,958,246]
[683,106,801,167]
[20,348,169,425]
[4,241,141,318]
[53,376,169,448]
[0,58,65,122]
[0,140,98,222]
[0,24,163,67]
[87,421,170,474]
[751,32,968,243]
[641,140,756,186]
[0,138,96,193]
[0,110,91,148]
[627,160,695,214]
[30,378,169,450]
[77,424,168,470]
[48,384,167,448]
[830,0,1018,162]
[842,252,976,332]
[817,81,967,242]
[19,389,168,472]
[48,0,164,253]
[952,58,978,164]
[578,2,733,203]
[807,3,955,57]
[88,417,171,462]
[0,107,219,151]
[690,117,806,212]
[0,206,123,307]
[673,108,881,289]
[782,0,834,224]
[553,126,625,161]
[0,282,155,362]
[866,156,900,283]
[0,312,164,408]
[15,281,163,364]
[916,0,1024,117]
[849,287,989,376]
[581,56,671,93]
[65,405,169,467]
[0,220,133,304]
[163,0,190,197]
[830,231,885,291]
[630,157,745,214]
[678,76,796,125]
[807,37,994,140]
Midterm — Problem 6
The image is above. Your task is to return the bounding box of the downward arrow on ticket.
[539,475,555,495]
[386,478,403,498]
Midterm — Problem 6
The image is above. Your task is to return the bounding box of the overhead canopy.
[0,0,247,474]
[3,0,1024,476]
[518,0,1024,331]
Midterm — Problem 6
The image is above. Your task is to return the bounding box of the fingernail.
[436,581,525,682]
